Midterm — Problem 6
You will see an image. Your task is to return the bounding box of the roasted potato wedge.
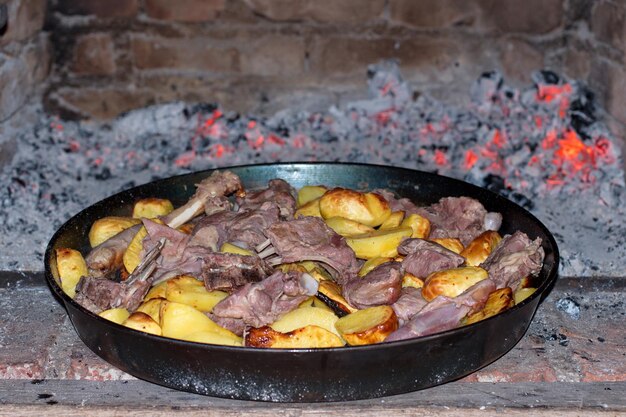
[136,298,166,323]
[319,188,391,227]
[270,306,342,339]
[429,238,464,254]
[297,185,328,207]
[122,225,148,274]
[144,280,167,300]
[123,312,162,335]
[514,287,537,305]
[324,216,375,237]
[98,307,130,324]
[401,213,431,239]
[55,248,89,298]
[294,198,322,218]
[88,216,141,248]
[460,231,502,266]
[184,330,243,347]
[335,306,398,346]
[422,266,489,301]
[378,211,405,230]
[402,273,424,289]
[317,280,357,314]
[159,301,241,344]
[165,275,228,313]
[345,227,413,259]
[465,287,515,324]
[132,198,174,219]
[220,242,254,256]
[358,256,394,277]
[246,325,344,348]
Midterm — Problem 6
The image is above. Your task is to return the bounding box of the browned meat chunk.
[398,238,465,278]
[202,252,273,292]
[343,261,403,309]
[417,196,490,245]
[480,231,544,291]
[391,287,428,326]
[237,179,296,219]
[85,224,142,278]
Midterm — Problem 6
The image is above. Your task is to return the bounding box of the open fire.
[0,62,624,276]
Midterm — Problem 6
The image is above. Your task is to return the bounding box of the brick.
[309,35,458,78]
[49,87,156,119]
[239,35,305,76]
[131,35,239,72]
[589,60,626,127]
[71,33,117,76]
[144,0,225,22]
[389,0,479,28]
[590,1,625,52]
[562,42,593,80]
[244,0,385,23]
[499,39,544,85]
[56,0,139,18]
[478,0,564,34]
[0,0,46,44]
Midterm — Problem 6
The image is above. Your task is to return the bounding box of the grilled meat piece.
[481,231,544,291]
[210,270,318,336]
[391,287,428,326]
[386,278,496,342]
[85,224,142,278]
[416,196,497,246]
[264,216,360,284]
[202,252,273,291]
[398,238,465,278]
[237,179,296,220]
[343,261,403,309]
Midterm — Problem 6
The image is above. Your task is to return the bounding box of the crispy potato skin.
[132,198,174,219]
[246,325,344,348]
[401,214,431,239]
[56,248,89,298]
[88,216,141,248]
[123,312,162,335]
[430,238,464,254]
[319,188,391,227]
[460,231,502,266]
[422,266,489,301]
[335,306,399,346]
[465,287,514,324]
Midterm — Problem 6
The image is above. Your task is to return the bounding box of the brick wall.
[0,0,621,141]
[0,0,51,122]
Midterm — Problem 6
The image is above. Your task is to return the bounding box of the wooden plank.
[0,380,624,411]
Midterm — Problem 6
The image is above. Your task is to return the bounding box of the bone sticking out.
[300,273,319,296]
[164,199,205,229]
[125,238,166,285]
[267,257,283,267]
[257,246,277,259]
[484,212,503,231]
[255,238,272,252]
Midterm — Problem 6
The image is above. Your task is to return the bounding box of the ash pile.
[1,61,624,275]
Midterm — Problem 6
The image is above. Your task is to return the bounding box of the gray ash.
[0,61,624,276]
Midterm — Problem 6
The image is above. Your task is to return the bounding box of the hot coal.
[0,61,624,276]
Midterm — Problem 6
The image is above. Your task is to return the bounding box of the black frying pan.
[44,163,559,402]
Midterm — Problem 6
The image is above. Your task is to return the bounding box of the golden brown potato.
[123,312,162,335]
[159,301,242,345]
[429,238,464,254]
[345,227,413,259]
[183,330,243,347]
[246,325,344,348]
[220,242,254,256]
[460,231,502,267]
[378,211,405,230]
[144,280,167,300]
[358,256,394,277]
[294,198,322,218]
[401,213,431,239]
[465,287,515,324]
[319,188,391,227]
[98,308,130,324]
[270,306,342,339]
[317,280,358,314]
[422,266,489,302]
[177,223,194,235]
[324,216,375,237]
[402,273,424,289]
[165,275,228,313]
[334,306,398,346]
[514,287,537,305]
[132,198,174,219]
[122,225,148,274]
[297,185,328,207]
[136,298,166,323]
[88,216,141,248]
[55,248,89,298]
